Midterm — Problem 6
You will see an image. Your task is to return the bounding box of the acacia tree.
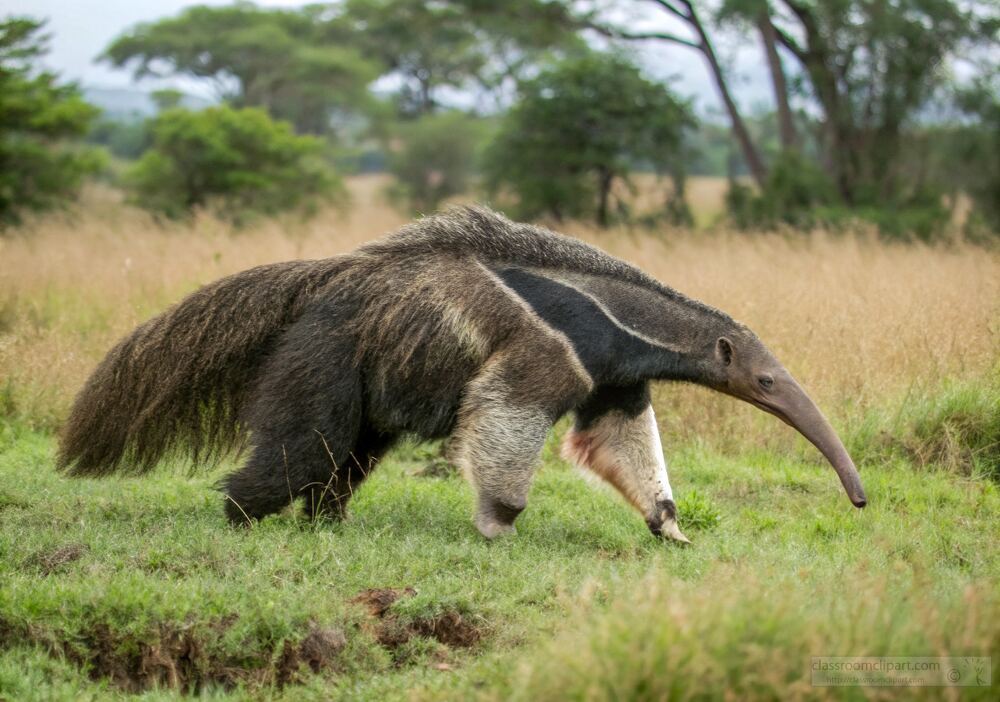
[577,0,997,228]
[103,2,577,127]
[711,0,997,206]
[329,0,485,117]
[484,52,693,226]
[102,5,377,135]
[762,0,996,205]
[0,17,101,225]
[330,0,580,116]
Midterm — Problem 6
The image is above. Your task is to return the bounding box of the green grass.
[847,376,1000,482]
[0,419,997,701]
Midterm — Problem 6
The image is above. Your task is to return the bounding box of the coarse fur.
[59,259,352,477]
[60,205,863,538]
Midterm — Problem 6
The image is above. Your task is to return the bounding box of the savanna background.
[1,1,998,700]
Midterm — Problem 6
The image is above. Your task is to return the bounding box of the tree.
[102,5,378,135]
[566,0,998,234]
[0,17,101,225]
[330,0,485,117]
[387,111,487,212]
[126,106,341,221]
[581,0,769,187]
[330,0,579,117]
[717,0,798,151]
[437,0,584,105]
[759,0,992,205]
[86,116,150,160]
[484,52,693,226]
[944,74,1000,235]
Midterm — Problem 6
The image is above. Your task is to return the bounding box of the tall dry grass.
[0,176,404,426]
[1,176,998,454]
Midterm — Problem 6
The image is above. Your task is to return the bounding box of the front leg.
[450,343,592,539]
[562,383,690,543]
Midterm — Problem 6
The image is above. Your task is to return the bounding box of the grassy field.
[1,177,998,699]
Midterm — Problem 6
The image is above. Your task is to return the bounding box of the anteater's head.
[704,327,867,509]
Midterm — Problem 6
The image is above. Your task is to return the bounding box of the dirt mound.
[276,626,348,685]
[0,614,346,693]
[351,588,481,651]
[351,587,418,618]
[410,610,481,648]
[27,543,87,575]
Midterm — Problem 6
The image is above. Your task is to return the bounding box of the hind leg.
[449,342,591,538]
[223,407,363,524]
[302,424,396,521]
[222,308,364,524]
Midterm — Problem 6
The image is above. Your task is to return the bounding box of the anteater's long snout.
[765,378,867,508]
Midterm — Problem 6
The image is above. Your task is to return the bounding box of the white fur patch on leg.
[563,406,680,532]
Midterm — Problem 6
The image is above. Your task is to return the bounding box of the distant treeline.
[2,1,998,238]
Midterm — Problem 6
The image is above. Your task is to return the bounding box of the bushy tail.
[58,257,350,477]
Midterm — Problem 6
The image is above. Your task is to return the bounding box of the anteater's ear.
[716,337,734,366]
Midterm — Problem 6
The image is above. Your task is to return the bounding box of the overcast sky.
[4,0,775,116]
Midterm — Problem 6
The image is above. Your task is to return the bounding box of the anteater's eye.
[758,375,774,390]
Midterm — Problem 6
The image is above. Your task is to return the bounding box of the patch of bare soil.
[351,588,482,652]
[0,613,346,693]
[27,543,88,575]
[410,610,481,648]
[351,587,417,618]
[276,626,348,686]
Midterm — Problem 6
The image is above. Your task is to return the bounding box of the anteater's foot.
[646,498,691,544]
[475,517,517,539]
[475,495,525,539]
[222,462,296,526]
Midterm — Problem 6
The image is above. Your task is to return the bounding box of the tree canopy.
[578,0,999,232]
[484,52,693,225]
[102,4,377,135]
[7,1,998,237]
[0,17,101,225]
[126,105,341,221]
[324,0,582,117]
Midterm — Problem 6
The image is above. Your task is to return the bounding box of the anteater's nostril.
[853,497,867,508]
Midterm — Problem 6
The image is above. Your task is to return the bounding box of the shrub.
[726,152,837,230]
[726,152,952,240]
[509,571,1000,701]
[483,51,692,226]
[86,117,150,160]
[386,111,487,213]
[126,106,341,221]
[675,489,722,531]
